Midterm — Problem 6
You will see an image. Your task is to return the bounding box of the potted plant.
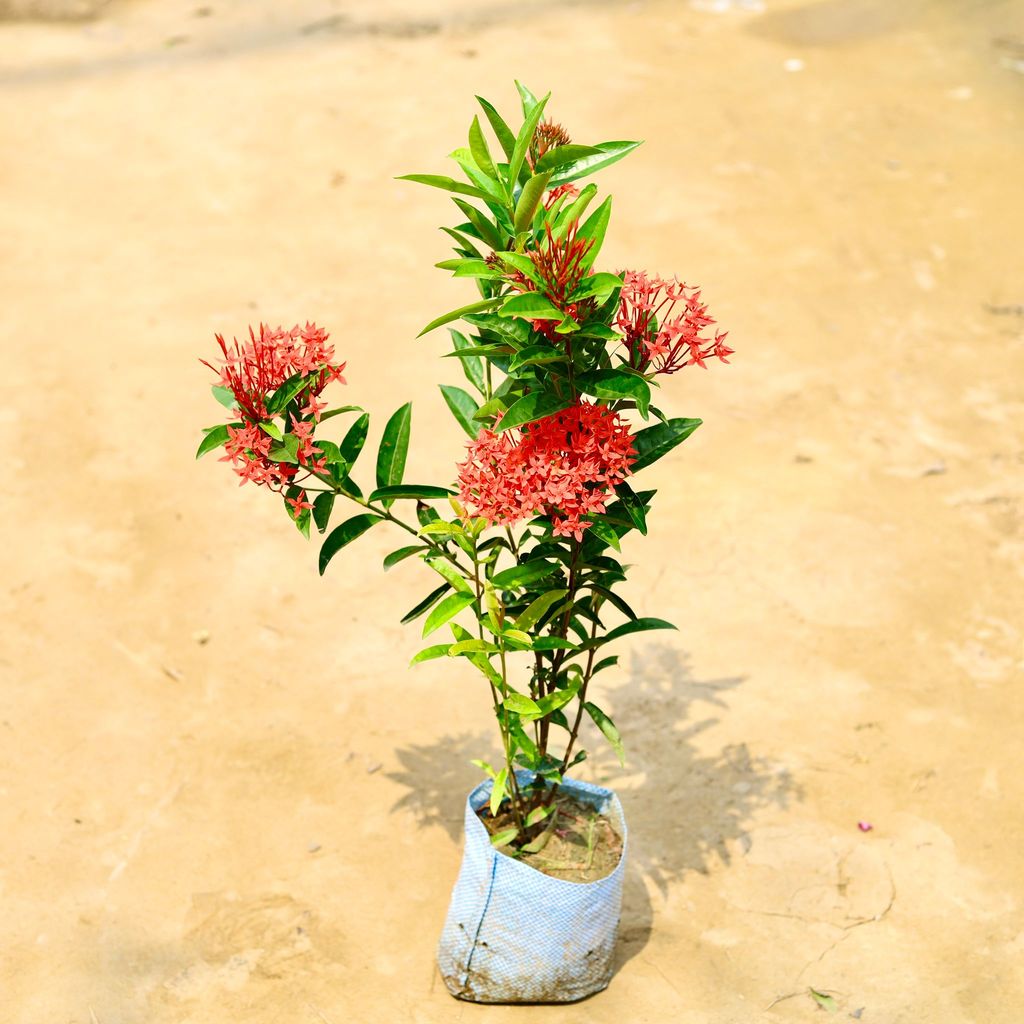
[197,82,730,1004]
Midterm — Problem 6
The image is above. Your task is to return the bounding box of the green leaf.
[449,149,506,202]
[212,384,236,409]
[571,272,623,303]
[473,397,508,422]
[600,617,677,645]
[576,323,621,342]
[513,170,552,234]
[448,330,485,394]
[196,424,231,459]
[368,484,454,502]
[439,384,479,438]
[383,544,427,570]
[525,804,554,828]
[312,492,335,533]
[497,391,573,433]
[515,80,540,116]
[452,198,504,250]
[808,989,839,1013]
[410,644,452,665]
[504,692,542,715]
[422,591,476,637]
[376,403,412,497]
[425,556,473,596]
[548,140,643,186]
[512,721,539,765]
[468,115,497,182]
[553,183,598,239]
[532,636,579,651]
[339,412,369,466]
[440,225,484,259]
[499,292,565,322]
[449,639,499,656]
[514,589,569,632]
[584,701,625,766]
[419,521,461,537]
[577,368,650,417]
[318,514,382,575]
[631,418,702,471]
[521,811,560,852]
[259,420,283,441]
[500,627,533,648]
[476,95,516,159]
[489,767,508,815]
[317,404,362,424]
[508,91,550,188]
[508,345,567,371]
[589,584,637,622]
[490,827,518,848]
[396,173,494,202]
[526,680,581,720]
[267,373,309,415]
[442,258,502,280]
[472,758,497,779]
[400,583,450,624]
[268,434,300,464]
[491,560,559,589]
[534,144,603,174]
[417,297,504,338]
[576,196,611,268]
[495,251,544,287]
[613,482,647,535]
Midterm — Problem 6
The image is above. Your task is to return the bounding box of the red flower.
[456,401,635,540]
[286,491,314,519]
[203,321,345,494]
[543,183,581,211]
[616,271,731,375]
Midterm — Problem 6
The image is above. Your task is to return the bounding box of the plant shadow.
[385,644,800,967]
[592,645,800,966]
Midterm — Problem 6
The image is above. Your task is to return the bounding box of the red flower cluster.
[204,322,346,507]
[616,271,733,374]
[456,401,636,541]
[204,322,345,421]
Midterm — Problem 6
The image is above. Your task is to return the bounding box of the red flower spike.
[529,222,594,312]
[543,183,581,211]
[456,401,636,538]
[529,120,571,169]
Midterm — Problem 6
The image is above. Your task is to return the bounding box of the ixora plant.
[197,83,730,1003]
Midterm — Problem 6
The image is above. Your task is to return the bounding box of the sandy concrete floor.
[2,0,1023,1021]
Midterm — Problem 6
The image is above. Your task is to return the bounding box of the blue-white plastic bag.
[437,774,628,1003]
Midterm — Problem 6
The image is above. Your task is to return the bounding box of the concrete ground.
[1,0,1023,1021]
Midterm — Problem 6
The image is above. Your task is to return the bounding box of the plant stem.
[473,547,525,833]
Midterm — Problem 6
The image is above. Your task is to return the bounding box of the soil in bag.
[477,795,624,883]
